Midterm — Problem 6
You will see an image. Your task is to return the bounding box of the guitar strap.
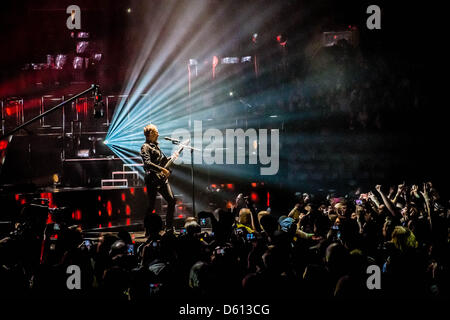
[145,142,167,162]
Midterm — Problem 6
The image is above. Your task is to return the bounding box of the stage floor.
[0,184,193,238]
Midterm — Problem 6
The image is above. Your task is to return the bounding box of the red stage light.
[15,194,20,201]
[251,182,257,188]
[98,210,102,216]
[267,192,270,207]
[126,205,131,216]
[121,193,126,201]
[251,192,259,202]
[73,209,82,220]
[0,140,9,150]
[107,201,112,216]
[130,188,135,195]
[98,195,101,201]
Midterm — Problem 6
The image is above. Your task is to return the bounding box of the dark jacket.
[140,141,167,175]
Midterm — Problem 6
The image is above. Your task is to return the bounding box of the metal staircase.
[101,163,143,189]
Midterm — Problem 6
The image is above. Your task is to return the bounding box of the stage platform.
[0,184,193,238]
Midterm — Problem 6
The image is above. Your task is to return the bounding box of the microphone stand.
[170,140,201,217]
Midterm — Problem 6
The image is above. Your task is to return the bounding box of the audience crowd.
[0,181,448,300]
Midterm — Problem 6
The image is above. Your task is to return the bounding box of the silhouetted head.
[260,214,278,235]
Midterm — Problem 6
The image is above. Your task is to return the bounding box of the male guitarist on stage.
[140,124,178,230]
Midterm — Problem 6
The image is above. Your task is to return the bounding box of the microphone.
[164,137,180,144]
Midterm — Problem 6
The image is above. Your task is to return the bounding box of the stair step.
[112,171,139,177]
[101,179,128,189]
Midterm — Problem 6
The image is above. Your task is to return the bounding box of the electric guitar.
[153,139,189,184]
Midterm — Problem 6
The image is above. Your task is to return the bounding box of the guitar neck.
[164,146,184,169]
[164,157,175,169]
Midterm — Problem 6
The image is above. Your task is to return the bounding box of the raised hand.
[375,185,382,193]
[389,186,395,196]
[420,183,429,200]
[411,184,420,197]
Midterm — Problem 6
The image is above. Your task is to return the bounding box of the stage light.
[127,8,132,13]
[252,33,258,43]
[73,56,83,69]
[104,140,109,145]
[276,34,287,47]
[94,53,102,61]
[55,54,67,69]
[76,41,89,54]
[229,91,234,97]
[222,57,239,64]
[93,89,105,118]
[77,32,90,39]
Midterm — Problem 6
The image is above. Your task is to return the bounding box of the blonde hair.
[143,124,158,139]
[257,211,269,224]
[238,208,252,226]
[391,226,418,252]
